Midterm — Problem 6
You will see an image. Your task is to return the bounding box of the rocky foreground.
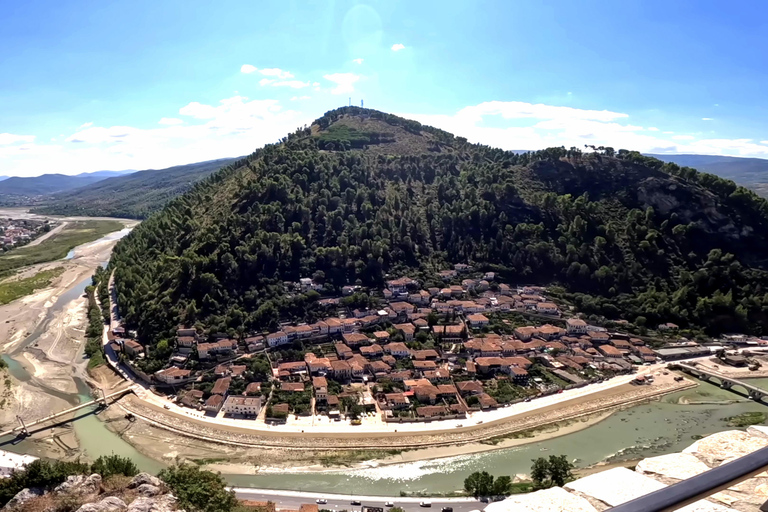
[3,472,180,512]
[487,426,768,512]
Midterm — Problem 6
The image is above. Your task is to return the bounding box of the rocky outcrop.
[54,474,102,496]
[128,473,162,489]
[76,497,128,512]
[2,472,179,512]
[683,430,768,466]
[4,488,44,510]
[126,495,178,512]
[635,452,711,483]
[135,485,162,497]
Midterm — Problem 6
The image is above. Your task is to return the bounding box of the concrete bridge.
[674,363,768,401]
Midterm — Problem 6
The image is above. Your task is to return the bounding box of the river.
[1,228,767,494]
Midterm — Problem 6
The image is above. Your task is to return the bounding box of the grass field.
[0,267,65,305]
[0,220,124,276]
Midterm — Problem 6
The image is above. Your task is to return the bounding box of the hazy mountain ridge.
[32,157,241,219]
[648,153,768,197]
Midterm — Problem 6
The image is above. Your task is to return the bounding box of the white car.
[420,501,432,507]
[385,502,394,508]
[316,499,327,505]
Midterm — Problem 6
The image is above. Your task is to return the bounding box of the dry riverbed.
[0,215,136,457]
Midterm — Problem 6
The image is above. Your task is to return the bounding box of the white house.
[566,318,588,335]
[266,331,289,347]
[222,395,262,417]
[536,302,559,316]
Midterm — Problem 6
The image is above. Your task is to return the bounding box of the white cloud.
[259,78,275,86]
[323,73,360,94]
[352,58,364,64]
[702,117,714,121]
[259,68,293,79]
[79,122,93,128]
[453,101,628,124]
[401,100,768,159]
[391,43,405,51]
[240,64,258,74]
[158,117,184,125]
[648,127,659,131]
[66,125,141,144]
[3,96,312,177]
[179,101,220,119]
[270,80,310,89]
[290,96,311,101]
[0,133,35,145]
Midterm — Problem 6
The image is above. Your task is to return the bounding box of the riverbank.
[95,370,695,474]
[0,216,136,460]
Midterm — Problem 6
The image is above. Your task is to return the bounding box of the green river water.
[1,228,767,495]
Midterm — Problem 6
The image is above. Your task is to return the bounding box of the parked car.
[384,502,394,507]
[420,501,432,507]
[316,499,327,505]
[351,501,361,506]
[441,507,453,512]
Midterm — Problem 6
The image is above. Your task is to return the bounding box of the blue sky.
[2,0,768,176]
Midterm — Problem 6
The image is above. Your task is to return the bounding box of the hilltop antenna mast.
[349,97,351,106]
[361,99,364,108]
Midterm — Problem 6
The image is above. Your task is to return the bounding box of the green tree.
[547,455,574,487]
[463,471,494,497]
[530,457,551,489]
[530,455,574,489]
[492,475,513,496]
[159,463,237,512]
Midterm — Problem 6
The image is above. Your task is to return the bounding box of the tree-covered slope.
[33,157,240,219]
[110,107,768,344]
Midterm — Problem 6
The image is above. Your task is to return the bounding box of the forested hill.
[110,107,768,345]
[33,157,239,219]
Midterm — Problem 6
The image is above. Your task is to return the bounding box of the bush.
[0,459,90,507]
[90,455,139,479]
[159,463,237,512]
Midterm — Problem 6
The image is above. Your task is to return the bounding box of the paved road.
[233,489,483,512]
[26,221,68,247]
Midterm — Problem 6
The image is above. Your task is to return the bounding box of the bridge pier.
[16,415,28,437]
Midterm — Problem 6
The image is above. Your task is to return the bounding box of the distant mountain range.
[0,170,132,197]
[32,157,240,219]
[647,153,768,197]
